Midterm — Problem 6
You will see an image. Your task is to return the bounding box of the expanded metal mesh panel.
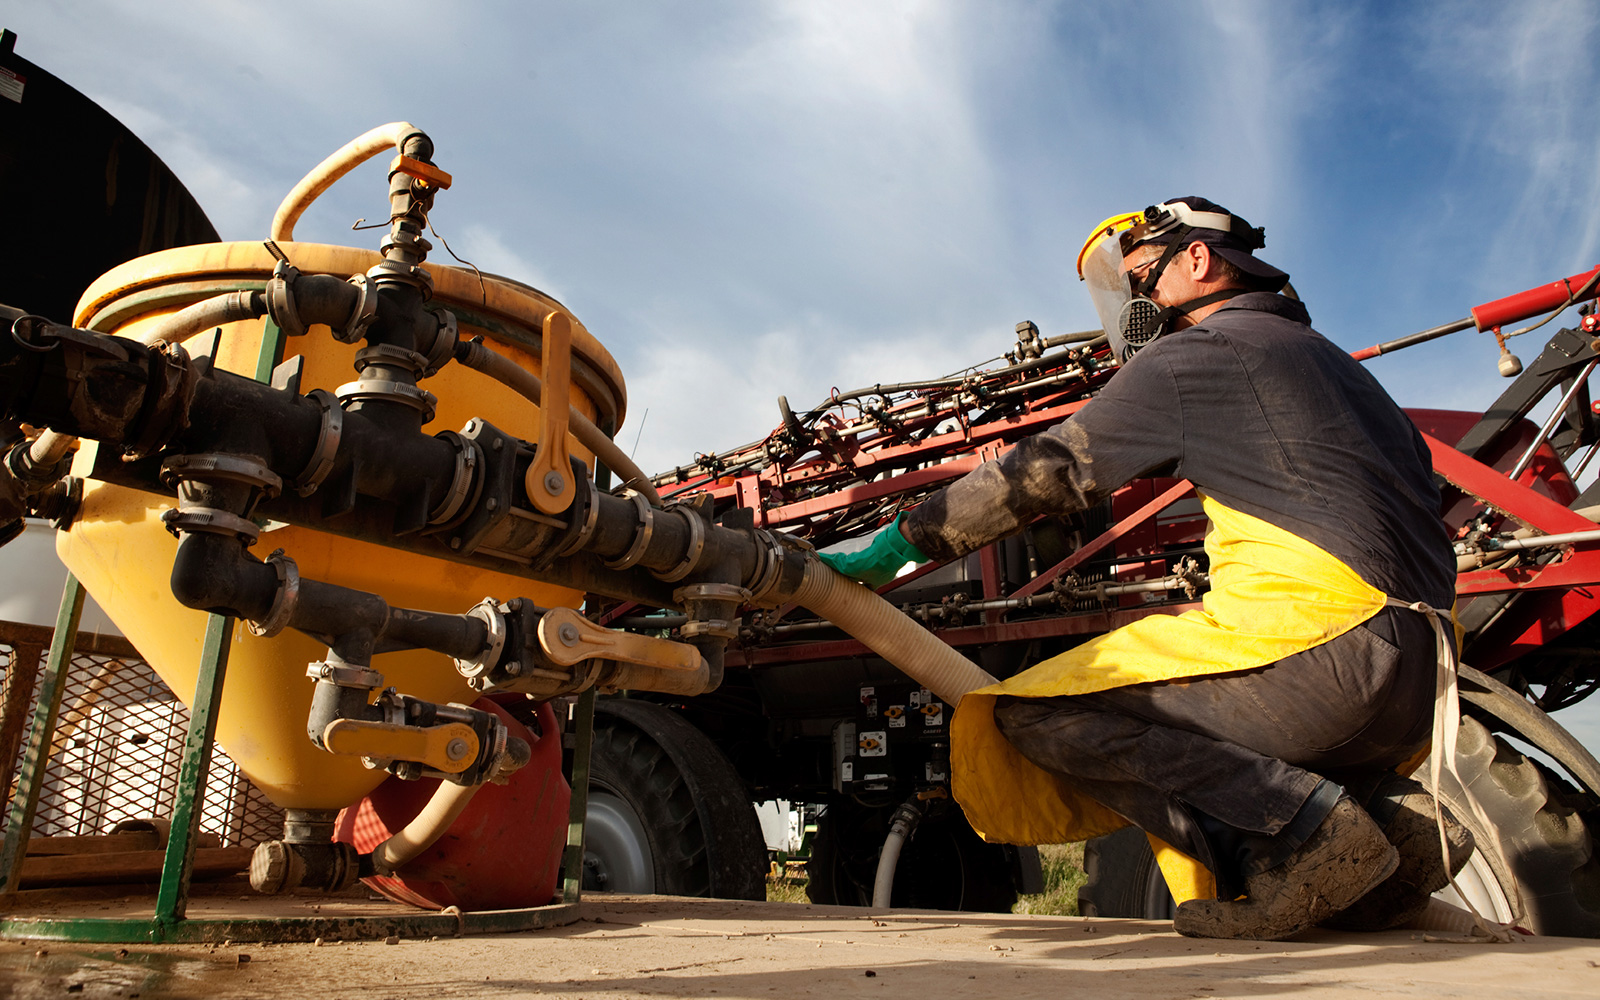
[1,636,284,847]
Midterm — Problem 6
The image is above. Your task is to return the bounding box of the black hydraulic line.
[1348,316,1474,361]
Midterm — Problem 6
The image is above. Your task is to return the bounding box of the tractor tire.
[1075,717,1600,937]
[804,797,1017,912]
[1078,826,1175,919]
[582,699,767,900]
[1433,715,1600,936]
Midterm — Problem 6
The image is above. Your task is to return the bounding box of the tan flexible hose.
[370,779,481,875]
[271,122,422,242]
[27,430,75,467]
[136,290,267,347]
[459,340,662,506]
[792,557,997,706]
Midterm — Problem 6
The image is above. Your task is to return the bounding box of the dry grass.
[1013,841,1087,916]
[765,861,810,903]
[763,842,1086,914]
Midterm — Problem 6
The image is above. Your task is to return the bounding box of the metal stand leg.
[154,613,234,923]
[561,687,596,903]
[0,573,87,895]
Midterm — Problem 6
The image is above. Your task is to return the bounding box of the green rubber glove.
[818,514,929,588]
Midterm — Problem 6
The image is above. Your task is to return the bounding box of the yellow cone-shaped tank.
[59,242,625,811]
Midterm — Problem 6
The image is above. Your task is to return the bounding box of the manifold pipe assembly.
[2,285,1007,888]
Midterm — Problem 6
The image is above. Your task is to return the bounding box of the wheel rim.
[584,788,656,893]
[1433,847,1516,925]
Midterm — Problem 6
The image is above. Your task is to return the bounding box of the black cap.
[1131,196,1289,291]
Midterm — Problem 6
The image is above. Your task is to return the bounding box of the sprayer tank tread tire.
[586,698,767,901]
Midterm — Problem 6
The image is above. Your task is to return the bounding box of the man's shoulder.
[1198,292,1314,331]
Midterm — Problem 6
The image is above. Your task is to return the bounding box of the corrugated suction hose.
[791,555,997,707]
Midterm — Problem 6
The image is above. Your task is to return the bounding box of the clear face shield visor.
[1080,233,1161,364]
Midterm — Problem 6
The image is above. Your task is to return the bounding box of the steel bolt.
[450,537,462,550]
[543,471,565,495]
[486,498,498,511]
[557,622,582,646]
[492,438,503,451]
[446,738,470,761]
[504,661,522,677]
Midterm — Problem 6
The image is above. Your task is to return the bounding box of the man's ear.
[1189,241,1218,280]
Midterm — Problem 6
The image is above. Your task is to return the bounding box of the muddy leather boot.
[1321,776,1475,931]
[1174,797,1398,941]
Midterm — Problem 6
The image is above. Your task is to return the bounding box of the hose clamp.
[652,503,706,583]
[420,309,458,377]
[306,660,385,690]
[265,260,309,338]
[338,273,379,344]
[160,453,283,499]
[680,619,739,640]
[335,378,438,423]
[603,492,656,570]
[160,505,261,545]
[367,259,434,297]
[745,531,788,607]
[247,549,301,637]
[292,389,344,497]
[428,430,480,526]
[453,597,508,684]
[553,478,601,558]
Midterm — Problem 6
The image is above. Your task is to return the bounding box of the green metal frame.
[0,574,87,893]
[0,318,598,942]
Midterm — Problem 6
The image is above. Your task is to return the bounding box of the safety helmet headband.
[1118,200,1267,258]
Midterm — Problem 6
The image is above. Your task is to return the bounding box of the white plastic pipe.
[871,799,923,908]
[271,122,423,242]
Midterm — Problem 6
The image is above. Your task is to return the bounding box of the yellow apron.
[950,493,1389,901]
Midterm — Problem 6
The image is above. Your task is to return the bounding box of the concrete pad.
[2,894,1598,998]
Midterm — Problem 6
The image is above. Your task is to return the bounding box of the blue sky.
[8,0,1600,747]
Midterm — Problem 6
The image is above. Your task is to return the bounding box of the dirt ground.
[2,894,1599,999]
